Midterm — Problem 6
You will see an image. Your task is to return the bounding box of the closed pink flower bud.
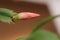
[18,12,40,19]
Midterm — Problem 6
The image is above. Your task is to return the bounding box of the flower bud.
[18,12,40,19]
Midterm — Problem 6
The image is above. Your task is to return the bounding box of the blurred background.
[0,0,58,40]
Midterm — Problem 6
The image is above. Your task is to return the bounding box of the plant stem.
[32,15,60,33]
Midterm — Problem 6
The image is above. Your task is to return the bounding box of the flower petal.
[18,12,40,19]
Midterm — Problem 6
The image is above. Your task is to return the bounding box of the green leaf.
[0,8,17,24]
[16,30,59,40]
[0,15,14,24]
[16,37,27,40]
[0,8,16,17]
[28,30,59,40]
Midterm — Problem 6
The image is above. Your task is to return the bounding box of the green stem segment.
[32,15,60,33]
[13,14,19,20]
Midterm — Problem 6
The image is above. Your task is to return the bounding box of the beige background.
[0,1,57,40]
